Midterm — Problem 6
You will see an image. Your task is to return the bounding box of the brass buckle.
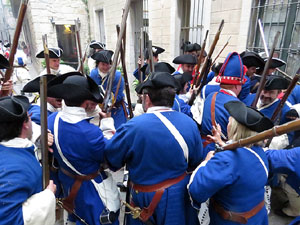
[122,200,142,219]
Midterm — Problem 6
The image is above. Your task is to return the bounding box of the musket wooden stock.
[271,70,300,122]
[75,20,84,74]
[138,27,144,83]
[2,0,28,96]
[211,36,231,66]
[251,31,280,108]
[115,25,134,118]
[188,20,224,106]
[221,118,300,151]
[40,76,50,189]
[42,34,51,74]
[103,0,131,112]
[192,30,209,89]
[148,40,155,73]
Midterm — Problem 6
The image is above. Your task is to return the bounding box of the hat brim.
[22,74,56,93]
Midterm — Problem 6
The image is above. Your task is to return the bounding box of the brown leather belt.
[201,135,213,148]
[60,167,100,213]
[130,173,186,222]
[211,198,265,224]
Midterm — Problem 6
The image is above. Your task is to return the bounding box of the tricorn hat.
[36,47,63,59]
[144,45,165,59]
[89,41,106,50]
[224,100,274,132]
[22,74,56,93]
[0,54,9,69]
[173,54,197,65]
[0,95,30,122]
[47,72,103,103]
[91,50,114,64]
[141,62,176,76]
[135,72,177,94]
[174,72,193,90]
[264,75,290,90]
[241,51,265,69]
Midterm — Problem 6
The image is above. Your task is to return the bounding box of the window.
[179,0,205,53]
[96,10,106,43]
[132,0,149,67]
[247,0,300,76]
[55,24,77,69]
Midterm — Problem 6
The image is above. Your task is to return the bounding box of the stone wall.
[26,0,89,72]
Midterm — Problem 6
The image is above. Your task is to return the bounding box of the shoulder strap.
[153,111,188,162]
[244,147,268,178]
[54,112,85,176]
[211,92,218,128]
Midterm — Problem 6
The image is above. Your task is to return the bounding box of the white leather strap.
[54,112,85,176]
[245,147,268,178]
[153,111,188,162]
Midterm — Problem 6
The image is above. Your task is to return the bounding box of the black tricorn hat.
[211,62,223,74]
[0,54,9,69]
[264,75,290,90]
[144,45,165,59]
[173,54,197,65]
[22,74,56,93]
[135,72,177,94]
[91,50,114,64]
[0,95,30,122]
[36,47,63,59]
[224,100,274,132]
[141,62,176,76]
[47,72,103,103]
[174,72,193,90]
[89,41,106,50]
[241,51,265,69]
[185,43,201,52]
[268,58,286,69]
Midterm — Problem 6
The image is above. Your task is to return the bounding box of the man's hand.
[47,131,54,153]
[99,111,111,120]
[1,80,13,96]
[46,180,56,194]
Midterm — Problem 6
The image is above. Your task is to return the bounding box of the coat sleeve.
[22,189,56,225]
[266,147,300,178]
[188,151,236,205]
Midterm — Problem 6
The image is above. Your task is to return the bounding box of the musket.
[2,0,28,95]
[75,19,84,74]
[271,68,300,122]
[188,20,225,106]
[276,68,300,85]
[116,25,134,118]
[217,118,300,152]
[211,36,231,66]
[39,76,49,189]
[103,0,131,112]
[251,31,280,108]
[42,34,51,74]
[148,40,155,73]
[138,27,144,83]
[77,43,89,72]
[191,30,209,89]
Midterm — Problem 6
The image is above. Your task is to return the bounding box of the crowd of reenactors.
[2,6,300,225]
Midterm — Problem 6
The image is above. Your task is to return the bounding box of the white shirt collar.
[1,137,33,148]
[35,98,59,113]
[98,68,108,80]
[257,98,279,110]
[147,106,173,113]
[220,88,237,97]
[60,105,91,124]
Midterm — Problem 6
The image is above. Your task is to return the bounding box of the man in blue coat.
[200,52,246,154]
[47,73,120,225]
[90,50,128,128]
[0,95,56,225]
[105,72,203,225]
